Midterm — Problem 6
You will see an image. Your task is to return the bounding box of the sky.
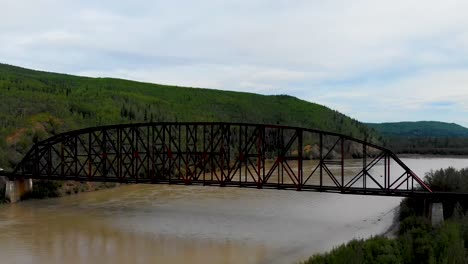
[2,0,468,126]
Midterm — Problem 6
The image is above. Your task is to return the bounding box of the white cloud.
[2,0,468,125]
[78,64,312,94]
[313,68,468,126]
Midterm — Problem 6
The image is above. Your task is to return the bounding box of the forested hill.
[367,121,468,155]
[367,121,468,137]
[0,63,378,169]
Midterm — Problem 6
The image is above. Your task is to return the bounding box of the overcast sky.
[2,0,468,126]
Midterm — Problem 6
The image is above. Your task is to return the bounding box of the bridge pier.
[422,199,444,226]
[5,179,33,203]
[431,202,444,226]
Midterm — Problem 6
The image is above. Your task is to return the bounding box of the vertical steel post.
[202,124,206,185]
[363,143,367,191]
[412,173,414,191]
[281,128,284,185]
[88,132,92,178]
[227,125,231,183]
[341,137,344,191]
[194,125,198,182]
[257,126,262,188]
[168,124,172,184]
[147,126,150,181]
[74,136,78,179]
[102,131,107,178]
[60,143,64,177]
[244,125,248,184]
[298,129,303,191]
[238,125,242,186]
[387,154,391,191]
[384,153,387,190]
[261,126,265,186]
[407,172,409,190]
[31,146,37,178]
[117,128,121,179]
[185,125,188,184]
[277,128,280,187]
[319,133,323,190]
[132,128,136,182]
[220,124,225,187]
[210,124,214,182]
[178,124,182,183]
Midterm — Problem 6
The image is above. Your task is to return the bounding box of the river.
[0,156,467,264]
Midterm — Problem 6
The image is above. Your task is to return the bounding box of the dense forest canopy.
[367,121,468,137]
[368,122,468,155]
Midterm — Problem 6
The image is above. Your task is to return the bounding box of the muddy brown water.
[0,156,467,264]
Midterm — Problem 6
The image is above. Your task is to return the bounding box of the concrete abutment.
[4,179,33,203]
[422,199,444,226]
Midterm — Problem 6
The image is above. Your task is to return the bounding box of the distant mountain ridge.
[367,121,468,138]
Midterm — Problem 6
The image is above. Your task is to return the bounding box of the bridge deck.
[2,172,467,200]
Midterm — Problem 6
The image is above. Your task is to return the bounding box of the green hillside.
[368,122,468,155]
[367,121,468,137]
[0,63,378,170]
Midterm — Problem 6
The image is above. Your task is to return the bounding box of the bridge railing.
[12,122,432,196]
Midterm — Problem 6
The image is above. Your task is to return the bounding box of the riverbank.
[31,180,119,199]
[0,178,119,202]
[301,217,468,264]
[397,153,468,159]
[382,207,400,239]
[301,166,468,263]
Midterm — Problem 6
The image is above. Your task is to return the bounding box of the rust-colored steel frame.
[11,122,433,197]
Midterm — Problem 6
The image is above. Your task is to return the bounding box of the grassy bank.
[302,167,468,264]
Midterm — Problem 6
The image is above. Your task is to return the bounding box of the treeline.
[302,167,468,264]
[0,63,379,170]
[368,121,468,138]
[304,219,467,264]
[368,122,468,155]
[383,136,468,155]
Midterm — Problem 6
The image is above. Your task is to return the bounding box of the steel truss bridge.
[3,122,467,199]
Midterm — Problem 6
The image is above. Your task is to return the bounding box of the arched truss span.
[12,122,432,196]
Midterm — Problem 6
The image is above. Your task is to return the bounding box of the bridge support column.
[431,203,444,226]
[423,199,444,226]
[5,179,33,203]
